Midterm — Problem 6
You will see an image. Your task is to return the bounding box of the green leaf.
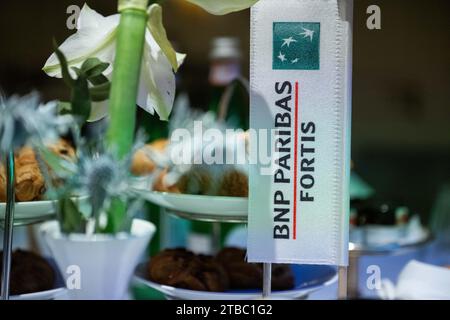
[147,4,181,72]
[53,39,75,87]
[185,0,259,15]
[88,74,109,86]
[89,81,111,102]
[81,57,110,79]
[60,198,84,234]
[71,67,82,78]
[71,75,92,123]
[104,197,129,234]
[57,101,72,114]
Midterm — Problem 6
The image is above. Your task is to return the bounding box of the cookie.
[0,250,55,295]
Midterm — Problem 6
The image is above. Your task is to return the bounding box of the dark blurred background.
[0,0,449,223]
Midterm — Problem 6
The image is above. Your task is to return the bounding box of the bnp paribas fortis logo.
[273,22,320,70]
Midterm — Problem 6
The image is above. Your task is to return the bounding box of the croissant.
[131,139,168,176]
[14,146,46,202]
[0,139,76,202]
[0,165,6,202]
[46,139,76,161]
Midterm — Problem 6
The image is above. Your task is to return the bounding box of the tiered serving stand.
[135,190,338,300]
[1,153,65,300]
[0,154,337,300]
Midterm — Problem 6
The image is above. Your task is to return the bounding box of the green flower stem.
[107,0,149,157]
[106,0,149,233]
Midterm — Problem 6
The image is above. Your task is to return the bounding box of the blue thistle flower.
[43,135,148,233]
[0,92,73,153]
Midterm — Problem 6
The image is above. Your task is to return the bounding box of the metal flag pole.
[262,263,272,298]
[337,0,353,301]
[338,266,348,299]
[1,150,15,300]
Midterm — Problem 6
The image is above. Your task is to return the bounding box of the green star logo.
[273,22,320,70]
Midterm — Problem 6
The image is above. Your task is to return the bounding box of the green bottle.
[207,37,249,130]
[188,37,248,254]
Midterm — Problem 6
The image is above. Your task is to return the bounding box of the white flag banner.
[248,0,352,266]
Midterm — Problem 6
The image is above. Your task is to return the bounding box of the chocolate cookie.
[0,250,55,295]
[271,264,296,291]
[148,249,229,292]
[216,248,295,291]
[216,248,263,289]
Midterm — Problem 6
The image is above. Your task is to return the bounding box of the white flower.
[43,4,185,122]
[186,0,259,15]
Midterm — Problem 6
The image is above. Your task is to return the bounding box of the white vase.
[40,219,156,300]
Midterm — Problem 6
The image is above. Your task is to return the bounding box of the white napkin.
[379,260,450,300]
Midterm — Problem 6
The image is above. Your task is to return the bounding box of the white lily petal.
[186,0,259,15]
[43,5,119,78]
[176,52,187,67]
[137,33,177,121]
[88,100,109,122]
[76,3,104,29]
[147,4,185,72]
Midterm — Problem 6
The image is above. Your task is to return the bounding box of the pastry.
[14,146,47,202]
[0,249,55,295]
[216,247,263,289]
[216,248,295,291]
[153,168,183,194]
[195,255,229,292]
[271,264,296,291]
[148,248,295,292]
[46,139,76,161]
[0,139,76,202]
[131,139,168,176]
[218,169,248,197]
[148,130,250,197]
[154,167,248,197]
[0,165,6,202]
[148,249,229,292]
[148,248,196,285]
[167,255,229,292]
[175,168,212,195]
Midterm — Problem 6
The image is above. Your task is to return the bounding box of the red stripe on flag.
[293,82,299,240]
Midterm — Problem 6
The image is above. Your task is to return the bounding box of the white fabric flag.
[247,0,352,266]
